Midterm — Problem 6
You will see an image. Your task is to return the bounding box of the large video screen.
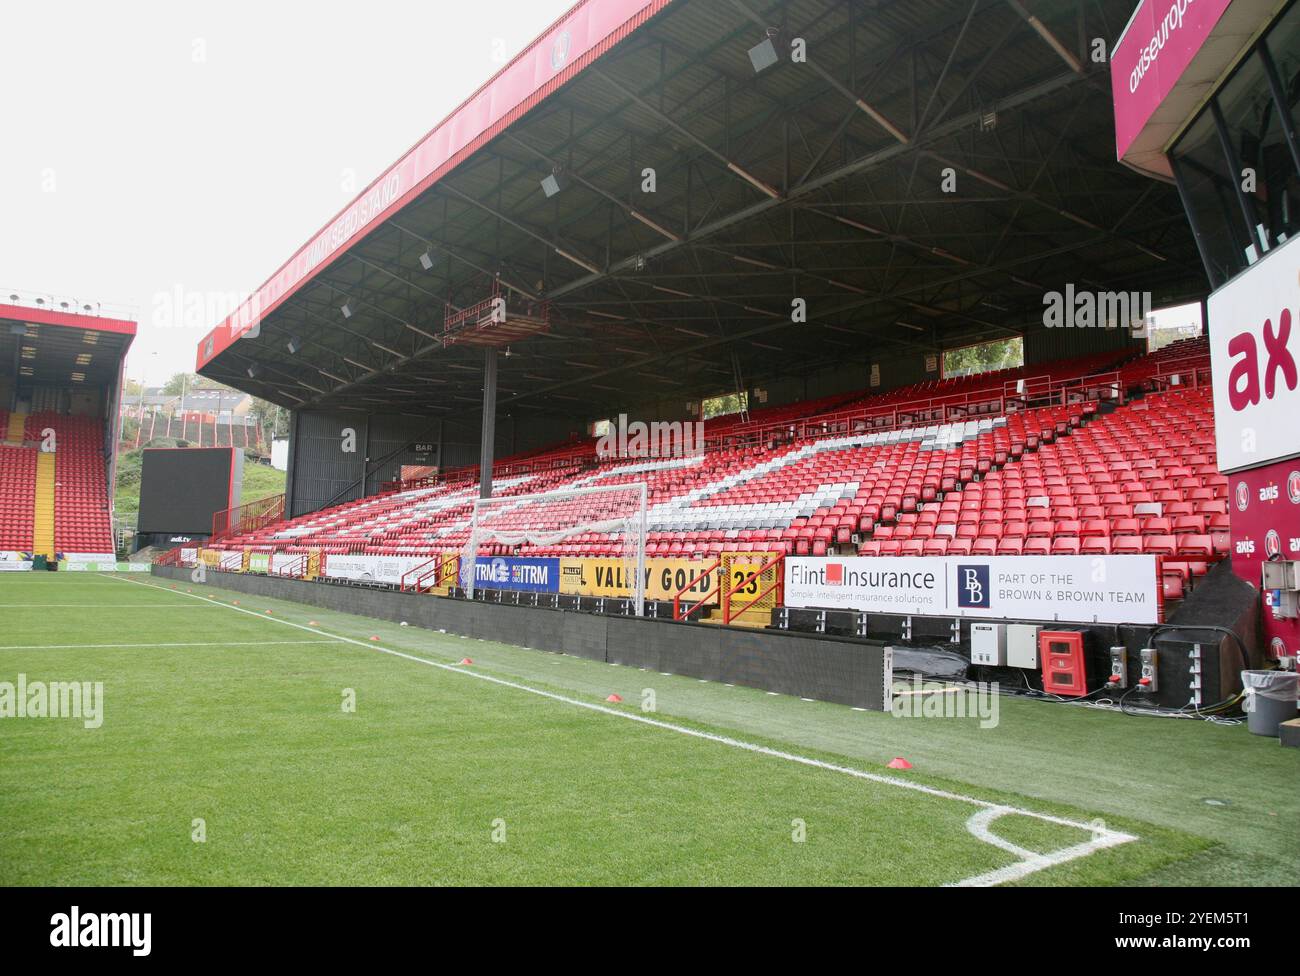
[137,448,240,536]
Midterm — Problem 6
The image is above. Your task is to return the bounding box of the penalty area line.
[108,574,1138,886]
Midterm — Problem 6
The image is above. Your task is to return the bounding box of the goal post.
[460,481,648,615]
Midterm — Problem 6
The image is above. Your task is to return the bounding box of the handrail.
[382,368,1138,497]
[672,558,722,622]
[391,448,594,492]
[400,556,439,592]
[273,554,307,579]
[1150,355,1212,389]
[705,387,1025,451]
[211,492,285,541]
[152,546,182,567]
[1149,366,1212,393]
[708,367,1133,451]
[722,551,784,625]
[406,554,458,593]
[1152,353,1210,376]
[223,362,1153,547]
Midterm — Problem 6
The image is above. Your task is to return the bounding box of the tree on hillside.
[247,398,286,439]
[161,372,235,395]
[161,373,191,395]
[702,391,748,419]
[942,336,1024,378]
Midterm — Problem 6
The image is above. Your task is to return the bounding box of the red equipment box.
[1040,630,1088,697]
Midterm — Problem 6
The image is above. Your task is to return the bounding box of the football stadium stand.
[206,341,1224,609]
[0,411,119,561]
[0,300,135,565]
[164,0,1295,712]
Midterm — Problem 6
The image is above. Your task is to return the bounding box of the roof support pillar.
[478,346,498,500]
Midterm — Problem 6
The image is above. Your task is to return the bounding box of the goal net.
[459,481,648,615]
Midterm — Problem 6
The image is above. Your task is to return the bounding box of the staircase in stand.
[32,450,56,559]
[5,411,26,444]
[699,606,771,629]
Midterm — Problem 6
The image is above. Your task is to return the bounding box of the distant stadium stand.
[0,300,134,565]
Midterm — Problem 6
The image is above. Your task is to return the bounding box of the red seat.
[1176,534,1214,558]
[1141,516,1173,536]
[1143,534,1177,556]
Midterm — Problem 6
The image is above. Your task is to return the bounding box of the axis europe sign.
[1207,234,1299,472]
[784,555,1160,625]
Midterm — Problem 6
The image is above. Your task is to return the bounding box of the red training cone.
[886,757,913,770]
[458,658,473,666]
[605,694,623,703]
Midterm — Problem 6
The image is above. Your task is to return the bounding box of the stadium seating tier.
[207,341,1222,602]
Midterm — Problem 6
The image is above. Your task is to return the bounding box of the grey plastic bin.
[1241,670,1299,736]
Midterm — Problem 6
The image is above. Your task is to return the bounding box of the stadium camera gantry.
[195,0,1207,510]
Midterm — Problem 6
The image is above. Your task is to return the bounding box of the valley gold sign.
[559,558,720,602]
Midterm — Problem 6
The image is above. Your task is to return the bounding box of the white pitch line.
[0,603,226,608]
[0,640,344,650]
[950,807,1134,887]
[108,575,1138,885]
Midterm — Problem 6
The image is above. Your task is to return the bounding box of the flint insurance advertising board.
[784,555,1160,625]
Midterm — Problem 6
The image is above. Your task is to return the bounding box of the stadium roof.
[198,0,1208,418]
[0,301,136,389]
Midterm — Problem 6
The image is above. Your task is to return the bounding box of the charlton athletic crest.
[1236,482,1250,512]
[1265,529,1282,559]
[1289,470,1300,505]
[551,30,571,70]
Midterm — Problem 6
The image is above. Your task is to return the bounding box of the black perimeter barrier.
[149,565,891,710]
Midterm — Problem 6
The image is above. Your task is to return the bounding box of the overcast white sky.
[0,0,575,387]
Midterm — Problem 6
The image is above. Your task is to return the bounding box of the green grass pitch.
[0,572,1295,885]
